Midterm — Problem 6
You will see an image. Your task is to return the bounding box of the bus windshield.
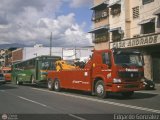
[114,53,143,67]
[3,70,11,73]
[41,60,56,70]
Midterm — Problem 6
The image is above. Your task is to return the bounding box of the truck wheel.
[121,91,134,98]
[54,79,61,92]
[48,80,54,91]
[95,80,106,99]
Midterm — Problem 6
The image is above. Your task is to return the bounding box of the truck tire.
[95,80,106,99]
[48,80,54,91]
[121,91,134,98]
[54,79,61,92]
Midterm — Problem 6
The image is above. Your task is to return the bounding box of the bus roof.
[13,55,61,65]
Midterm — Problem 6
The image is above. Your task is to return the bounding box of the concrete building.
[12,48,23,63]
[0,48,17,66]
[11,46,93,63]
[0,49,5,66]
[90,0,160,83]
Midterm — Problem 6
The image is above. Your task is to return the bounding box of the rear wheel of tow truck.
[95,80,106,99]
[48,80,54,91]
[54,79,61,92]
[121,91,134,98]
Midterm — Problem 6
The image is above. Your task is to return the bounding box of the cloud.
[0,0,92,47]
[69,0,92,8]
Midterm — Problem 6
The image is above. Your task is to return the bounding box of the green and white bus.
[12,55,61,85]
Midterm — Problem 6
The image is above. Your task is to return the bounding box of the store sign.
[110,34,160,49]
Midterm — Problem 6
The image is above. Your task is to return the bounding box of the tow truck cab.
[90,49,144,93]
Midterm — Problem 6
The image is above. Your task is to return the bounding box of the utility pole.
[62,48,63,60]
[75,46,77,59]
[50,32,52,56]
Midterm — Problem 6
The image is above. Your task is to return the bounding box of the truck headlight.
[140,78,145,82]
[113,78,121,83]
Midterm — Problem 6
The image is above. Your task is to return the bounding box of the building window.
[157,15,160,33]
[133,6,139,19]
[110,6,121,16]
[112,31,121,42]
[93,31,109,43]
[142,0,154,5]
[92,9,108,22]
[141,22,155,34]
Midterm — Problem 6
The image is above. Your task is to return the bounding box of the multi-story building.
[90,0,160,83]
[90,0,110,50]
[0,49,6,66]
[11,46,93,62]
[0,48,17,67]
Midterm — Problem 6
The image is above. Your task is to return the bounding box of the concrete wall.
[12,48,23,63]
[144,53,152,79]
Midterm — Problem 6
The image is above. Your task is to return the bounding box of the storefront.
[110,33,160,83]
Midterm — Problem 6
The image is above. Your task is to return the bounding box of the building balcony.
[93,36,109,43]
[110,8,121,16]
[91,10,109,22]
[91,0,109,11]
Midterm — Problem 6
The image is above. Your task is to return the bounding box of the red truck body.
[47,49,144,98]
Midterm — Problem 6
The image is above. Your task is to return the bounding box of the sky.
[0,0,93,48]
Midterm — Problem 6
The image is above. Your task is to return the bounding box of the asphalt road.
[0,83,160,120]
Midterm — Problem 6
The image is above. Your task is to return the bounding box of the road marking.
[0,90,5,92]
[18,96,47,107]
[32,88,160,114]
[68,114,86,120]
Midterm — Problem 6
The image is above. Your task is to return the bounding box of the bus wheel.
[54,79,61,92]
[16,77,19,85]
[31,76,35,84]
[48,80,54,91]
[16,80,22,85]
[121,91,134,98]
[16,78,22,85]
[95,80,106,99]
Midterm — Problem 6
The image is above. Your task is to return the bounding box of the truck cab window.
[102,52,111,66]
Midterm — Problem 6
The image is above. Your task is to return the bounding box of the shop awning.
[153,8,160,15]
[138,18,155,25]
[108,0,121,8]
[109,27,121,32]
[88,25,109,33]
[90,1,109,10]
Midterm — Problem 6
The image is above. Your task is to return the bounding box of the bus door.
[35,60,41,81]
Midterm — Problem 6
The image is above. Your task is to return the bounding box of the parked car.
[142,77,155,90]
[0,73,6,85]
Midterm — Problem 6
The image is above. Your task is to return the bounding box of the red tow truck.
[47,49,144,98]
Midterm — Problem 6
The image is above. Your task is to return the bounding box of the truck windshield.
[114,53,143,67]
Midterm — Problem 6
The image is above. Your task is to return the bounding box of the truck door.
[101,52,112,83]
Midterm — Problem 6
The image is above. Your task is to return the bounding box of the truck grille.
[118,71,143,79]
[124,84,138,88]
